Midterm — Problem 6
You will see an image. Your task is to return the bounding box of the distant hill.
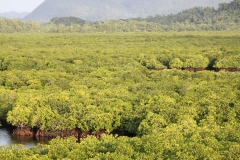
[23,0,232,23]
[0,11,29,19]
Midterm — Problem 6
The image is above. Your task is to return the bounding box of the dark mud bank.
[12,127,136,141]
[150,67,240,72]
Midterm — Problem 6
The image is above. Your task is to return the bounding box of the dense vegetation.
[141,0,240,31]
[50,17,86,26]
[0,0,239,33]
[0,32,240,159]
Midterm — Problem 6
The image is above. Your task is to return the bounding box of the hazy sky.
[0,0,44,13]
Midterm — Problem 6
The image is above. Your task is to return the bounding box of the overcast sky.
[0,0,44,13]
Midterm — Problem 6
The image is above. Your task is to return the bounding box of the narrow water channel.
[0,127,41,148]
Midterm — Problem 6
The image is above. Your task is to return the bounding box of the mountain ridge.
[0,11,29,19]
[24,0,233,23]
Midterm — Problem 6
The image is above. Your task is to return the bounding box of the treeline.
[0,0,240,33]
[50,17,86,26]
[1,134,240,159]
[0,32,240,159]
[0,18,166,33]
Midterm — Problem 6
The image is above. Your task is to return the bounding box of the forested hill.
[45,0,240,32]
[23,0,232,22]
[0,0,239,32]
[139,0,240,30]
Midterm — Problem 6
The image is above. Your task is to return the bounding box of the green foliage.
[169,58,184,68]
[138,112,167,136]
[7,98,33,128]
[139,55,166,69]
[77,105,120,132]
[0,32,239,159]
[214,55,240,68]
[183,55,209,68]
[0,88,16,119]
